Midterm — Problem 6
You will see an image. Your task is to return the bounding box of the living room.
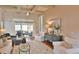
[0,5,79,54]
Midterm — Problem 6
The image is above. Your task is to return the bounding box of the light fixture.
[0,29,5,32]
[26,12,30,16]
[48,28,53,33]
[47,20,54,25]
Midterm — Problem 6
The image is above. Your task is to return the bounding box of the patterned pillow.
[64,36,79,48]
[67,32,79,40]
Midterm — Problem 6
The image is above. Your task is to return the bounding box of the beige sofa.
[0,40,12,54]
[53,32,79,54]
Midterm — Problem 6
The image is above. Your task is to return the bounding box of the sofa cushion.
[67,32,79,40]
[64,36,79,48]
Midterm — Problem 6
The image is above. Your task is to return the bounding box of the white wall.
[0,10,40,35]
[4,20,15,35]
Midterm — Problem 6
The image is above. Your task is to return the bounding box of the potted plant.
[54,24,61,35]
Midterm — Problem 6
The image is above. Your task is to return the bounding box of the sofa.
[0,40,12,54]
[0,34,12,54]
[53,32,79,54]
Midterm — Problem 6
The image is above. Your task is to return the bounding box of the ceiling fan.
[15,5,49,16]
[16,5,37,16]
[0,5,51,16]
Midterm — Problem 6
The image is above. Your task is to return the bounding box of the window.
[15,24,21,31]
[22,24,27,31]
[15,22,33,33]
[30,24,33,31]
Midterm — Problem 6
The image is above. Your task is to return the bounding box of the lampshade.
[48,20,54,24]
[48,28,53,33]
[0,28,5,32]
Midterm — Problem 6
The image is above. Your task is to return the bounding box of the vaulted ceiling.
[0,5,55,15]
